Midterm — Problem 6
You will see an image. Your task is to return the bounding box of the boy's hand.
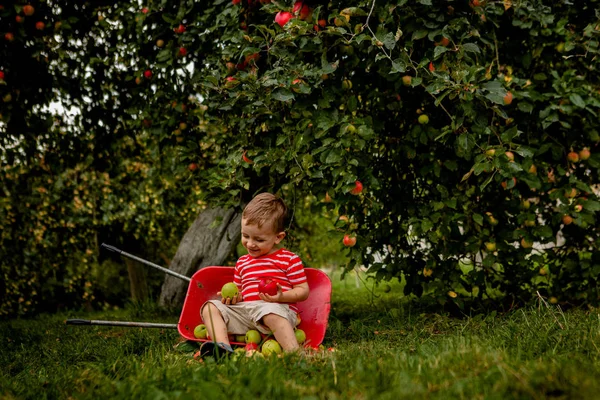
[217,291,243,305]
[258,284,284,303]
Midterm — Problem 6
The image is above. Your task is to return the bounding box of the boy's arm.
[259,282,309,303]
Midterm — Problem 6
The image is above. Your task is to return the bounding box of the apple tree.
[163,0,600,310]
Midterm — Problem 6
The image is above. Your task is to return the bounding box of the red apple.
[503,91,513,105]
[245,342,259,351]
[141,7,149,14]
[299,5,311,20]
[242,150,252,164]
[188,163,198,171]
[245,53,259,63]
[402,75,412,86]
[293,1,303,13]
[343,235,357,247]
[23,5,35,16]
[4,33,14,42]
[174,24,186,34]
[574,204,583,212]
[567,151,579,163]
[258,278,279,296]
[144,69,152,79]
[350,180,363,195]
[428,62,435,72]
[16,16,24,23]
[178,47,187,56]
[275,11,293,28]
[505,151,515,161]
[0,71,4,80]
[579,148,591,161]
[232,0,241,4]
[35,21,45,30]
[562,215,573,225]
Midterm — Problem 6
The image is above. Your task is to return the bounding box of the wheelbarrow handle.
[100,243,191,282]
[65,319,178,329]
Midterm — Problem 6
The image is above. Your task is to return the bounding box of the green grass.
[2,271,600,399]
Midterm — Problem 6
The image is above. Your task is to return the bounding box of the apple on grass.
[221,282,239,300]
[245,342,258,351]
[261,339,283,356]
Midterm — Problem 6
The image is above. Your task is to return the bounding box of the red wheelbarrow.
[67,244,332,349]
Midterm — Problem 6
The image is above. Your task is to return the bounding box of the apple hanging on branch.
[343,235,357,247]
[350,180,363,195]
[275,11,293,28]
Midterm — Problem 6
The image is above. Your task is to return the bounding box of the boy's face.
[241,219,285,258]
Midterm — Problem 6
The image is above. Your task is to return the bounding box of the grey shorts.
[201,300,298,335]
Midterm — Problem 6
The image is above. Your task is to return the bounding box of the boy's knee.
[201,302,222,319]
[262,313,287,327]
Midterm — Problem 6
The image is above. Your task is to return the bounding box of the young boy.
[200,193,310,354]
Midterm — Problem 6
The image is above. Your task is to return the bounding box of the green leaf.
[569,94,586,108]
[383,33,397,50]
[325,149,343,164]
[391,59,406,73]
[412,30,428,41]
[500,127,520,142]
[581,200,600,211]
[473,213,484,226]
[434,46,449,59]
[271,89,295,102]
[421,219,433,232]
[462,43,481,53]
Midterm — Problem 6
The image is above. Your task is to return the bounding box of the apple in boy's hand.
[221,282,239,299]
[258,278,278,296]
[294,329,306,344]
[193,324,207,339]
[262,339,282,356]
[245,329,261,344]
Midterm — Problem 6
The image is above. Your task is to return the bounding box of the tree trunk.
[125,258,149,302]
[158,207,242,309]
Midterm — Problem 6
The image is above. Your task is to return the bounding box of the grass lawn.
[2,270,600,399]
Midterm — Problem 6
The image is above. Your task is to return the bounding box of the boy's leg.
[201,302,230,346]
[262,313,299,352]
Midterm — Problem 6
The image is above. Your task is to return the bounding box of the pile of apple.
[193,323,306,358]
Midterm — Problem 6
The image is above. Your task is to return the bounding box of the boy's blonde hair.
[242,193,287,233]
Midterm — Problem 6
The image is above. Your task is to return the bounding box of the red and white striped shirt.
[234,248,307,313]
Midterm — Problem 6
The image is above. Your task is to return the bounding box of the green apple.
[234,335,246,343]
[193,324,207,339]
[245,329,261,344]
[294,329,306,345]
[418,114,429,124]
[261,339,283,356]
[221,282,239,299]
